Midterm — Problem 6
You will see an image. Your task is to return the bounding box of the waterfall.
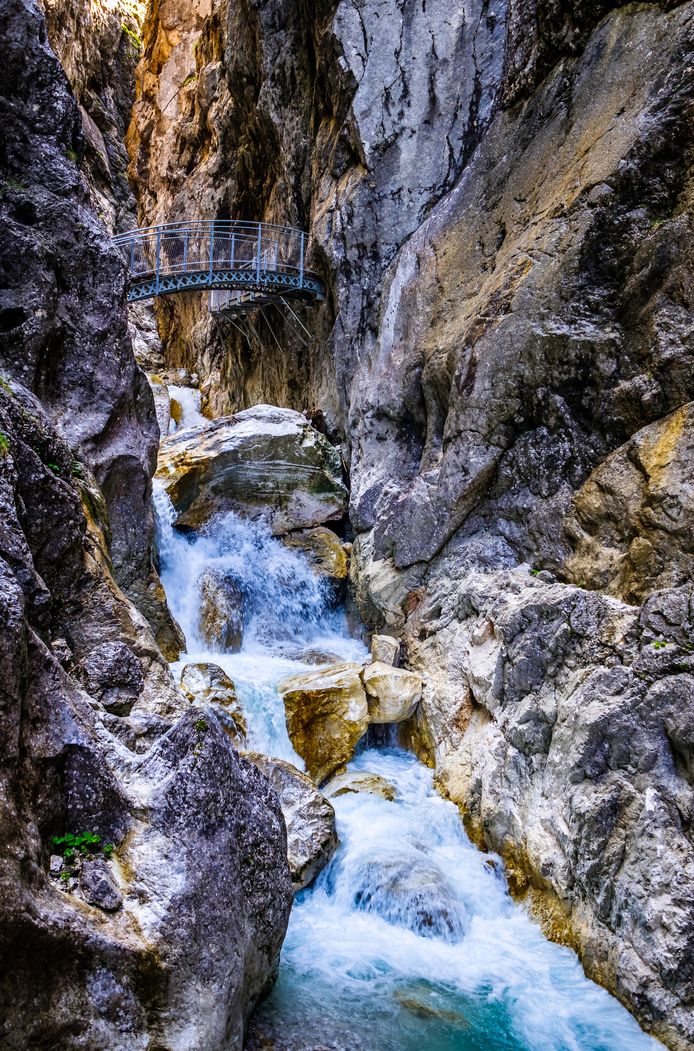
[153,482,662,1051]
[167,384,208,432]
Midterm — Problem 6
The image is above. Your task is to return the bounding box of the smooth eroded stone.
[371,634,400,666]
[156,405,348,533]
[361,662,422,723]
[180,662,247,746]
[279,662,369,785]
[198,567,244,652]
[246,753,338,891]
[323,770,398,802]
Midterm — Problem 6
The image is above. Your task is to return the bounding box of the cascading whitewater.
[153,483,663,1051]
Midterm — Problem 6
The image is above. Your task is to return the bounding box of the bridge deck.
[113,220,324,313]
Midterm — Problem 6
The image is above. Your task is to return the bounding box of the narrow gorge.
[1,0,693,1050]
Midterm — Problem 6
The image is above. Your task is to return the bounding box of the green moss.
[121,22,142,49]
[0,432,9,456]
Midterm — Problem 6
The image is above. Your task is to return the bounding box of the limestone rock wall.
[0,2,292,1044]
[127,0,694,1045]
[40,0,145,230]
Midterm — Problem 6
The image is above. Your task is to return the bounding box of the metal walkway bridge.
[113,220,325,316]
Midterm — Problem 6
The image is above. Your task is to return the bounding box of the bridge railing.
[113,219,321,302]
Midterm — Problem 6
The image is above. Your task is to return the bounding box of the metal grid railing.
[112,220,324,308]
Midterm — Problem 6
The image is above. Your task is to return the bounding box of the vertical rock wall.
[0,1,293,1045]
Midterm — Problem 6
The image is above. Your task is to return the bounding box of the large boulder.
[362,662,422,723]
[179,662,247,746]
[278,663,369,786]
[156,405,348,533]
[246,753,338,891]
[198,567,244,652]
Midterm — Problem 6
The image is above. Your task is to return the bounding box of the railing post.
[130,236,135,275]
[299,231,305,290]
[209,220,215,285]
[183,230,189,272]
[230,232,235,269]
[256,223,262,283]
[155,227,161,294]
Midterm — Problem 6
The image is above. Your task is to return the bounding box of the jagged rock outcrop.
[0,3,293,1045]
[156,405,347,532]
[179,661,248,745]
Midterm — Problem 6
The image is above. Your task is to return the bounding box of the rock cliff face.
[0,2,292,1045]
[40,0,145,230]
[128,0,694,1046]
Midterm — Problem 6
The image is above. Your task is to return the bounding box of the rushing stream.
[154,445,663,1051]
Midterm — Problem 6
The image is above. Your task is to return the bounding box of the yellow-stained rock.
[564,403,694,603]
[371,634,400,666]
[278,663,369,785]
[361,661,422,723]
[323,770,398,802]
[282,527,349,582]
[180,662,247,746]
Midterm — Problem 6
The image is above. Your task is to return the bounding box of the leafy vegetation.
[51,831,114,862]
[0,431,10,456]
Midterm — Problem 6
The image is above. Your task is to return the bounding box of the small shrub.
[51,831,114,862]
[0,431,9,456]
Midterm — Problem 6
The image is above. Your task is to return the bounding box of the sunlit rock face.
[41,0,145,229]
[0,3,293,1046]
[156,405,348,532]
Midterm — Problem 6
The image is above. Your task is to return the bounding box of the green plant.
[121,22,142,49]
[51,831,113,862]
[0,431,9,456]
[4,177,27,191]
[46,462,61,474]
[194,718,208,734]
[71,460,84,478]
[530,568,540,577]
[652,640,668,650]
[66,148,78,163]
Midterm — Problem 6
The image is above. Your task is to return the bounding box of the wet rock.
[370,635,400,667]
[198,567,244,652]
[246,753,338,892]
[79,858,122,912]
[148,374,172,437]
[279,663,369,786]
[352,855,465,943]
[283,527,349,602]
[323,770,398,802]
[156,405,348,533]
[361,662,422,724]
[180,662,247,746]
